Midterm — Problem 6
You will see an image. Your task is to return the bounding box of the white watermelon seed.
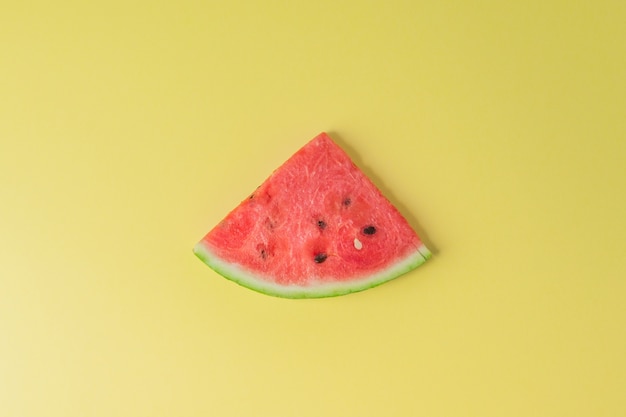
[354,238,363,250]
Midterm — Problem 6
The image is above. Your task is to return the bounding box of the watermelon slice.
[194,132,431,298]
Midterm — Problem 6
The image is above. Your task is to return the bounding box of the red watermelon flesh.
[194,132,431,298]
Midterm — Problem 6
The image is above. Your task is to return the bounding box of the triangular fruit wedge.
[194,132,431,298]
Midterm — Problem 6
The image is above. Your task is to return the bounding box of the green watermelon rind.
[193,241,432,299]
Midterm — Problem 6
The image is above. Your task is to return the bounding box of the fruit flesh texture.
[194,133,430,295]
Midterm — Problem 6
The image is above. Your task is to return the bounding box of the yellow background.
[2,1,625,416]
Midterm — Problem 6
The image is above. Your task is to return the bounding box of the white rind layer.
[193,241,431,299]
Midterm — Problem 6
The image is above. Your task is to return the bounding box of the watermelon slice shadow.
[327,130,438,255]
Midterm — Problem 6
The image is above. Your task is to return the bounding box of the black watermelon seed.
[314,253,328,264]
[257,243,269,260]
[363,226,377,235]
[342,197,351,206]
[317,220,326,230]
